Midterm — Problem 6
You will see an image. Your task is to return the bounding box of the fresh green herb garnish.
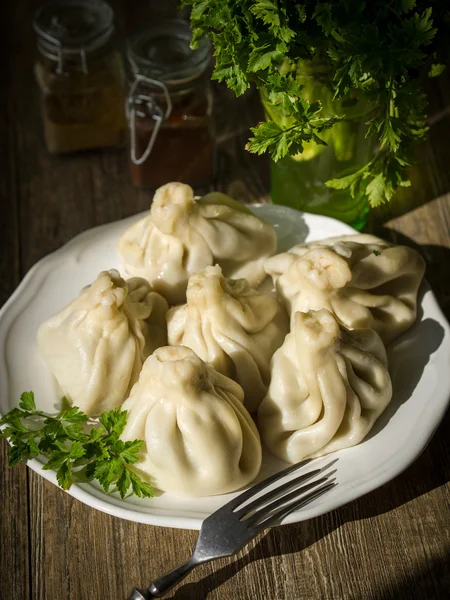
[183,0,449,206]
[373,250,381,256]
[0,392,153,499]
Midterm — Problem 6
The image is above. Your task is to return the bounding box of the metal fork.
[128,458,337,599]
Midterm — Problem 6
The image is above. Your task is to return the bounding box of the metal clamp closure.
[128,75,172,166]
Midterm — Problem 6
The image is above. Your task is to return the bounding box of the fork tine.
[222,458,313,512]
[241,476,331,527]
[234,465,337,519]
[250,482,337,534]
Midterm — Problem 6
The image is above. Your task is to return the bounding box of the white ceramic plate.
[1,205,449,530]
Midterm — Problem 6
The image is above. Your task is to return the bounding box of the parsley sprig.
[184,0,450,206]
[0,392,153,499]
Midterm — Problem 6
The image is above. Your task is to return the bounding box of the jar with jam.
[34,0,126,154]
[126,20,214,189]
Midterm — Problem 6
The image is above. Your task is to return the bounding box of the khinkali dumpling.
[258,309,392,462]
[117,182,277,305]
[265,237,425,343]
[37,270,168,416]
[120,346,262,496]
[166,265,289,412]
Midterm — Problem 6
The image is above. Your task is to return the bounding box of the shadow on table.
[372,550,450,600]
[165,409,450,599]
[164,521,329,600]
[166,229,450,600]
[167,410,450,600]
[168,385,450,599]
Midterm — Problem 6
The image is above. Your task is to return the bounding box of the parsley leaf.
[429,63,446,77]
[99,407,128,437]
[184,0,450,206]
[116,468,131,498]
[19,391,36,412]
[0,395,154,499]
[129,471,155,499]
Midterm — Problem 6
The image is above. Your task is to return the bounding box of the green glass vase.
[261,66,374,230]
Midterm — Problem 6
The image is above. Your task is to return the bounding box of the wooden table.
[1,2,450,599]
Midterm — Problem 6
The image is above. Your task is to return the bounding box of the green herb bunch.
[183,0,449,206]
[0,392,154,499]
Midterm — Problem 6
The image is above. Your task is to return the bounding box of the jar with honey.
[126,21,214,189]
[34,0,126,154]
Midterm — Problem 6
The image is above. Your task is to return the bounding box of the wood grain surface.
[1,2,449,599]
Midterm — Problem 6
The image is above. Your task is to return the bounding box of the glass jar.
[33,0,126,154]
[126,20,214,189]
[263,61,375,230]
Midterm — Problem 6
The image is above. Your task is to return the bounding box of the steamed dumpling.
[265,237,425,343]
[258,309,392,462]
[120,346,262,496]
[117,182,277,305]
[37,270,168,416]
[166,265,289,412]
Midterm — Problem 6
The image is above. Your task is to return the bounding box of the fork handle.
[128,557,198,599]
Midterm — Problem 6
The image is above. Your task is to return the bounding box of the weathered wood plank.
[0,2,30,598]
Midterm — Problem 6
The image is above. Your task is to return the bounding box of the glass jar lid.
[34,0,114,69]
[127,20,211,86]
